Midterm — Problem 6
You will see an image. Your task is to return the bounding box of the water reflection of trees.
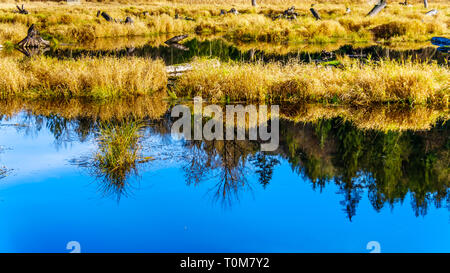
[280,119,450,219]
[2,108,448,218]
[183,139,257,206]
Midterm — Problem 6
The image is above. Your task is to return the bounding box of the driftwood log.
[310,5,321,20]
[165,34,188,44]
[16,5,29,15]
[17,24,50,48]
[168,43,189,51]
[367,0,387,17]
[425,9,438,16]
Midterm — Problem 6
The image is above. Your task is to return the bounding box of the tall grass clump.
[94,120,144,186]
[0,56,167,99]
[175,58,449,106]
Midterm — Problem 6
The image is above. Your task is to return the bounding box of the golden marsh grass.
[0,1,448,44]
[174,58,449,106]
[0,56,167,99]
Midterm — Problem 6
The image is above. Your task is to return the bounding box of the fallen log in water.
[367,0,387,17]
[166,61,220,78]
[17,24,50,48]
[165,35,188,44]
[166,64,193,77]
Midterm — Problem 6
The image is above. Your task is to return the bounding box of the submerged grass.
[174,58,449,106]
[0,1,448,44]
[0,56,167,100]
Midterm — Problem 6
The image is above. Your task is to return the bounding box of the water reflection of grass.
[91,120,152,198]
[68,119,153,200]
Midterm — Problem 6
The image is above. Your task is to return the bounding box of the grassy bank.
[0,1,448,44]
[0,56,167,99]
[174,58,449,106]
[0,55,448,105]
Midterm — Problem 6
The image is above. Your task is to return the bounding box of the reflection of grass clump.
[93,120,151,196]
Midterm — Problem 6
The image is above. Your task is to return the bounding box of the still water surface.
[0,105,448,253]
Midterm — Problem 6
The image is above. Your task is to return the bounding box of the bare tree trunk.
[251,0,256,6]
[424,0,428,8]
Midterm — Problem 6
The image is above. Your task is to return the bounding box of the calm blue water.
[0,111,449,253]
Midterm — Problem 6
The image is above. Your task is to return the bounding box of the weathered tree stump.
[100,12,113,22]
[17,24,50,48]
[310,5,321,20]
[251,0,257,7]
[125,17,134,24]
[165,35,188,44]
[424,0,428,8]
[16,4,29,15]
[345,7,351,14]
[283,6,296,16]
[367,0,387,17]
[228,8,239,15]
